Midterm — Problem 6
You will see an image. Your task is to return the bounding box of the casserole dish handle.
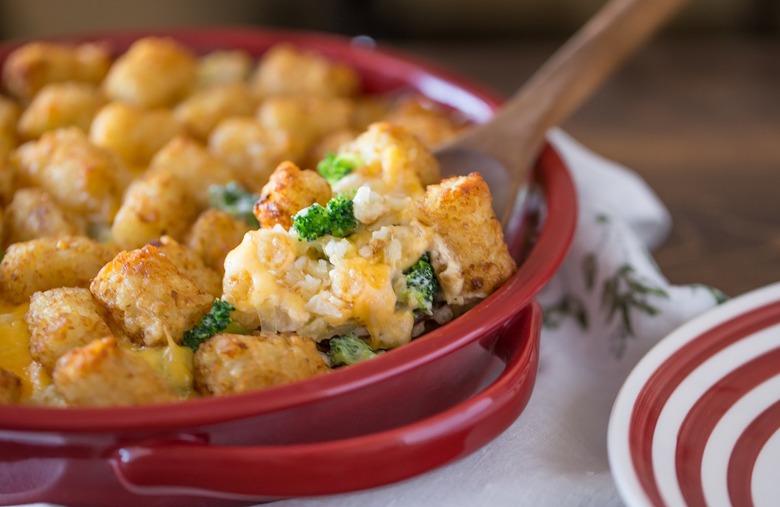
[110,303,541,500]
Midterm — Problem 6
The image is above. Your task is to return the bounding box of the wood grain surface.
[394,37,780,297]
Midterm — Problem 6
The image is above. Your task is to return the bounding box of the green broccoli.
[400,253,440,315]
[292,195,357,241]
[327,333,377,366]
[325,195,357,238]
[182,299,236,351]
[316,152,363,184]
[208,181,260,227]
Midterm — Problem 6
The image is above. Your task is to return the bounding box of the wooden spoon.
[435,0,689,230]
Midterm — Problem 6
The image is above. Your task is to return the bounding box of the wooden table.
[393,37,780,298]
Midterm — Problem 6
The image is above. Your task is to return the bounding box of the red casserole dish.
[0,28,576,506]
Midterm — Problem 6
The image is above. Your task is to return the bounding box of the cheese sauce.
[0,303,42,399]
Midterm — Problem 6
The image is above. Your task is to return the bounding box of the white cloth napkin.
[275,130,724,507]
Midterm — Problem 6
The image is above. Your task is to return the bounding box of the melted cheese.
[0,303,44,399]
[133,334,195,398]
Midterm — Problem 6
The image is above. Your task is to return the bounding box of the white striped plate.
[608,282,780,507]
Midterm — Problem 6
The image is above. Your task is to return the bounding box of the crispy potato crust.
[90,244,213,347]
[254,161,332,230]
[418,172,516,305]
[194,332,328,396]
[26,287,112,372]
[186,209,252,275]
[52,336,177,407]
[0,236,118,304]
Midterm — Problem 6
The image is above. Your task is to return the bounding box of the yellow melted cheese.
[0,303,47,399]
[131,335,195,399]
[0,302,195,402]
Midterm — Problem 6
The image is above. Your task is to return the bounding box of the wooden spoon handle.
[448,0,689,174]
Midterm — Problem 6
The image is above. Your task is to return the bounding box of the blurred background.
[0,0,778,39]
[1,0,779,295]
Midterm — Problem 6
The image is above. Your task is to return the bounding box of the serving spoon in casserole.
[435,0,689,231]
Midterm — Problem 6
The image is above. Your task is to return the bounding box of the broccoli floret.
[292,195,357,241]
[208,181,260,227]
[327,333,377,366]
[317,152,362,184]
[182,299,236,351]
[325,195,357,237]
[400,253,439,315]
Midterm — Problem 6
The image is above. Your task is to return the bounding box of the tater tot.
[111,168,198,250]
[0,368,22,404]
[0,157,15,206]
[1,42,111,103]
[186,209,252,275]
[89,101,183,170]
[386,96,466,148]
[4,187,84,245]
[208,117,303,191]
[52,336,178,407]
[174,82,257,140]
[90,245,213,347]
[148,236,222,297]
[418,172,516,306]
[0,96,20,159]
[250,44,359,98]
[26,287,112,372]
[17,82,106,140]
[103,37,196,108]
[196,50,252,89]
[257,96,354,148]
[253,161,332,229]
[147,135,235,208]
[194,332,328,396]
[0,236,119,304]
[11,127,132,224]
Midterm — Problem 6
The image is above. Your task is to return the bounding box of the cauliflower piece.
[89,101,183,170]
[194,332,328,396]
[17,82,105,140]
[147,135,236,209]
[418,172,516,306]
[149,236,222,297]
[103,37,196,108]
[250,44,360,98]
[90,244,213,347]
[4,187,84,245]
[334,122,440,196]
[253,161,332,230]
[1,42,111,103]
[174,82,257,140]
[11,127,132,224]
[186,209,252,275]
[196,50,252,89]
[52,336,178,407]
[352,185,390,225]
[26,287,112,372]
[111,167,199,250]
[0,368,22,404]
[0,236,119,304]
[209,117,304,191]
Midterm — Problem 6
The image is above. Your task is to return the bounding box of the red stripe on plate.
[727,399,780,507]
[628,300,780,506]
[675,347,780,507]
